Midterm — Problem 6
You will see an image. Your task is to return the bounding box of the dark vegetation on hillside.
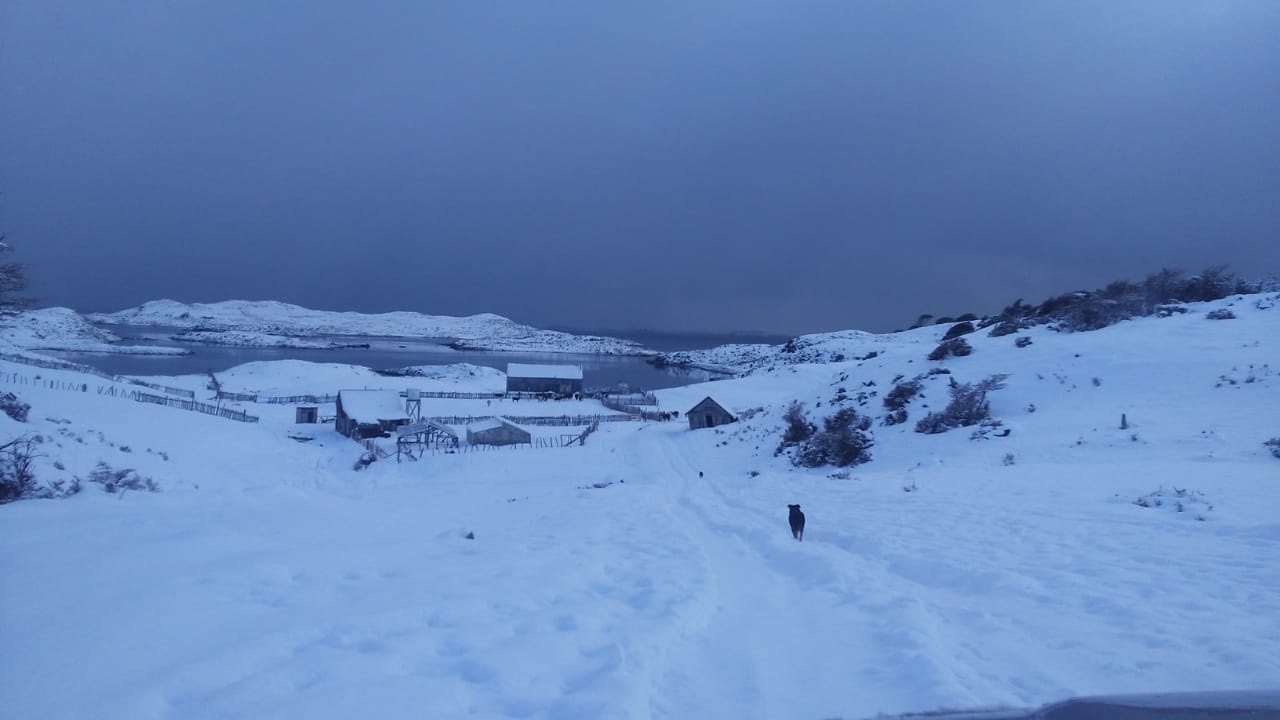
[905,266,1273,335]
[777,401,874,468]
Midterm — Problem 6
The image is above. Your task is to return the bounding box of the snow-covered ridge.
[91,300,651,355]
[0,307,189,356]
[657,326,936,375]
[172,330,372,350]
[658,293,1280,375]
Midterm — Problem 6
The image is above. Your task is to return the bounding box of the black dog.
[788,504,805,541]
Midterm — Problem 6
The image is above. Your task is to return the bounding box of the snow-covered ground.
[2,293,1278,720]
[0,307,188,356]
[91,299,652,355]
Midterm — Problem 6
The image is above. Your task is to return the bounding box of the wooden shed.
[466,417,532,447]
[686,396,736,430]
[336,390,411,439]
[506,363,584,396]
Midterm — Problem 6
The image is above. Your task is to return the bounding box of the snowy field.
[2,294,1278,719]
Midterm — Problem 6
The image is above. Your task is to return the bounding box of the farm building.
[335,390,411,439]
[466,417,533,447]
[686,396,736,430]
[506,363,584,396]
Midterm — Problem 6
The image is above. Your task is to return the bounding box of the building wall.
[687,403,734,430]
[506,377,584,395]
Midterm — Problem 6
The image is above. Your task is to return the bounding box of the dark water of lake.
[52,327,726,391]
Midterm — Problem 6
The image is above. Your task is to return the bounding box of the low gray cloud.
[2,1,1277,334]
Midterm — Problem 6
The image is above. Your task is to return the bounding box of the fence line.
[129,391,260,423]
[0,351,195,398]
[0,369,258,423]
[419,413,636,428]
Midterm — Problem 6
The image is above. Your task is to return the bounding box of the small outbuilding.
[466,417,533,447]
[336,390,411,439]
[686,396,736,430]
[295,406,319,424]
[506,363,584,396]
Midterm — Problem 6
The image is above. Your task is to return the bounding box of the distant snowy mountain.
[91,300,652,355]
[0,307,188,356]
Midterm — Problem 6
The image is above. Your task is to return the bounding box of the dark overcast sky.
[2,1,1278,334]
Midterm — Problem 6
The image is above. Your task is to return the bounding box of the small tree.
[777,401,816,454]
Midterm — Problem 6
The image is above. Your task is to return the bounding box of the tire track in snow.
[636,432,980,719]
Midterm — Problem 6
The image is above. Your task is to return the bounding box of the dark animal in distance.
[788,504,805,541]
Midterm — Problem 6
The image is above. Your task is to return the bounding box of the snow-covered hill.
[92,300,651,355]
[0,307,189,356]
[1,292,1277,720]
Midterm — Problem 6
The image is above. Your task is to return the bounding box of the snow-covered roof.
[686,396,734,417]
[338,390,409,422]
[506,363,583,380]
[466,417,532,434]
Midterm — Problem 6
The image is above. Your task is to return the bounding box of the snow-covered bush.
[1265,437,1280,459]
[1206,308,1236,320]
[1133,486,1213,520]
[928,337,972,361]
[0,392,30,422]
[79,462,159,494]
[1015,336,1032,348]
[915,374,1008,435]
[791,407,873,468]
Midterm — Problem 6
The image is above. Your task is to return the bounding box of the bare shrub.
[79,462,159,494]
[915,374,1008,435]
[0,435,41,503]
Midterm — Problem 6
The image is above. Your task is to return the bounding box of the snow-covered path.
[3,401,1278,719]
